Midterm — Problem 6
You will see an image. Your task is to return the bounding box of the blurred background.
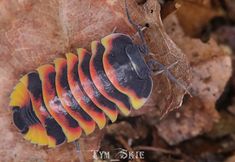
[0,0,235,161]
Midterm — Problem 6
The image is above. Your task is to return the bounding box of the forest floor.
[0,0,235,162]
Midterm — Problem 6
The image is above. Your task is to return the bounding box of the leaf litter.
[0,0,233,162]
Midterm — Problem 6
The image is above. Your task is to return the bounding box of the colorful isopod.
[9,0,188,148]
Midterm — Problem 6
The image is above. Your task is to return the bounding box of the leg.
[131,25,147,43]
[112,26,117,33]
[147,60,179,76]
[131,26,147,40]
[147,60,191,96]
[74,140,85,162]
[125,0,149,55]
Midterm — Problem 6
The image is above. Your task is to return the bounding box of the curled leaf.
[155,14,232,145]
[141,0,191,116]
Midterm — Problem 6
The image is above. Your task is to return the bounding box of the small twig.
[74,140,85,162]
[134,145,181,156]
[135,146,197,162]
[116,135,142,162]
[132,26,147,40]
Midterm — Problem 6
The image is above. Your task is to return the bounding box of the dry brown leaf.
[154,14,232,145]
[106,121,141,140]
[160,1,181,19]
[225,0,235,21]
[78,130,105,162]
[213,26,235,52]
[134,0,191,116]
[207,111,235,139]
[225,155,235,162]
[0,0,190,161]
[157,97,219,145]
[176,0,223,36]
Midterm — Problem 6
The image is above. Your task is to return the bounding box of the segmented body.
[9,33,153,147]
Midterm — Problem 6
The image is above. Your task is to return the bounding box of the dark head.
[125,44,151,80]
[124,0,151,80]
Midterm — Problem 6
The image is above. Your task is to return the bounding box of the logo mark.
[92,148,145,161]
